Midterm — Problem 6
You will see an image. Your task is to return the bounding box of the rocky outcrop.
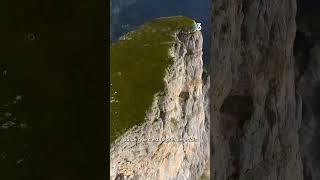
[210,0,303,179]
[110,31,209,179]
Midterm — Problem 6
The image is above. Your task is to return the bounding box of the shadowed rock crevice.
[219,92,253,180]
[179,91,190,118]
[295,2,320,178]
[220,95,253,131]
[228,136,241,180]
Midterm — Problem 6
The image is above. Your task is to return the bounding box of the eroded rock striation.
[210,0,303,179]
[110,30,209,179]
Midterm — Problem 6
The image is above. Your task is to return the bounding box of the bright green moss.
[110,16,195,143]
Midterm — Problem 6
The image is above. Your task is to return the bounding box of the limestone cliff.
[210,0,303,179]
[110,28,209,179]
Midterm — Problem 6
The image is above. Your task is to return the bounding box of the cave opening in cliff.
[220,95,254,130]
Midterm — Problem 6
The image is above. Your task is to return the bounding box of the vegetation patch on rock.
[110,16,195,143]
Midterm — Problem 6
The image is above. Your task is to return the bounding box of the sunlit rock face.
[210,0,303,179]
[110,31,209,180]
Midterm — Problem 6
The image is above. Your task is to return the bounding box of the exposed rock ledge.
[110,31,209,180]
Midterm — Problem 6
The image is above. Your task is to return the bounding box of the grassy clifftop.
[110,16,195,143]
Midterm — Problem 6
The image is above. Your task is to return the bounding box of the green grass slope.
[110,16,195,143]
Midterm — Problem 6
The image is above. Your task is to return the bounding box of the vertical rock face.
[210,0,303,179]
[110,31,209,180]
[296,44,320,180]
[295,2,320,179]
